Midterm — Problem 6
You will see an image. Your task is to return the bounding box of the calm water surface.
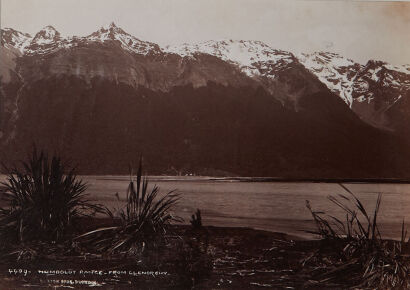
[2,175,409,239]
[79,176,410,240]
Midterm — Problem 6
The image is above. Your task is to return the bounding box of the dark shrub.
[76,160,181,255]
[190,209,202,229]
[0,148,102,244]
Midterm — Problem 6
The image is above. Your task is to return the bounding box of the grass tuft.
[305,184,410,288]
[76,159,181,255]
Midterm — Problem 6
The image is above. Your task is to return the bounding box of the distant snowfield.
[164,39,294,77]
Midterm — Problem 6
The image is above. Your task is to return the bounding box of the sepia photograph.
[0,0,410,288]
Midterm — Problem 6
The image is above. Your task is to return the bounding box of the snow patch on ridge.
[298,52,410,109]
[298,52,360,107]
[86,22,160,55]
[1,28,32,53]
[384,64,410,75]
[164,39,295,78]
[31,25,60,45]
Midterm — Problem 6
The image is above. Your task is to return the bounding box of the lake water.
[78,176,410,240]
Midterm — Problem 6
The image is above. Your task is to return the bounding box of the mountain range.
[1,23,410,178]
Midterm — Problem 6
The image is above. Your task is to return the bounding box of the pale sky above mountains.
[1,0,409,65]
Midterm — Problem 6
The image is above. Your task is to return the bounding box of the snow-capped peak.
[32,25,60,44]
[91,22,126,40]
[298,52,362,106]
[22,25,63,55]
[299,52,358,69]
[0,23,161,56]
[86,22,160,55]
[103,22,118,30]
[1,28,32,53]
[164,39,295,78]
[299,51,410,111]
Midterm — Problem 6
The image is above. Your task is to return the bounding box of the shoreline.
[87,175,410,184]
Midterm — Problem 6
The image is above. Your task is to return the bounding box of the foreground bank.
[0,223,377,289]
[0,150,409,289]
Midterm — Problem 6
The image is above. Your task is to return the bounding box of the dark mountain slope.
[3,76,410,178]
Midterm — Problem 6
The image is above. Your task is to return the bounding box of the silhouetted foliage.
[76,160,181,254]
[305,184,410,288]
[190,209,202,229]
[0,148,102,244]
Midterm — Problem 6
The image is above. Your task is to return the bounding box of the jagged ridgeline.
[1,23,410,178]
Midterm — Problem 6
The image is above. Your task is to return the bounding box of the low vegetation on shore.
[0,148,104,245]
[0,149,409,289]
[305,184,410,288]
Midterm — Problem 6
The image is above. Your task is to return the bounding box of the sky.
[1,0,409,65]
